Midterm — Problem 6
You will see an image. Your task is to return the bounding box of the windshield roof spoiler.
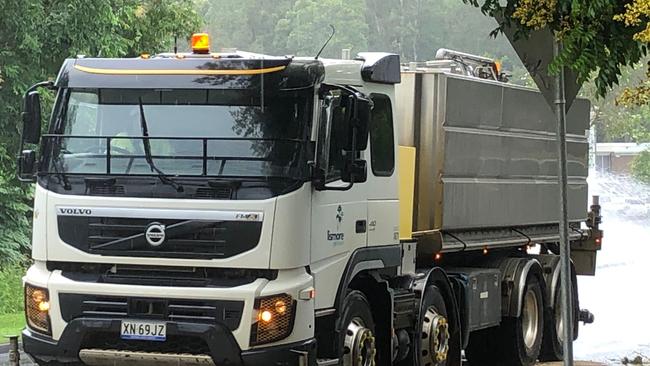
[54,56,325,90]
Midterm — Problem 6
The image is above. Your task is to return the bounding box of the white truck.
[18,34,602,366]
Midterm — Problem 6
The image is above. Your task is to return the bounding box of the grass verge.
[0,313,24,343]
[0,265,26,344]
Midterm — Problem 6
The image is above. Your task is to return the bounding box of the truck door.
[310,92,369,309]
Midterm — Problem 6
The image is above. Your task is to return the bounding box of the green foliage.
[463,0,647,98]
[631,149,650,183]
[580,59,650,143]
[201,0,523,64]
[0,266,24,341]
[365,0,521,62]
[198,0,294,54]
[0,266,25,315]
[0,0,201,265]
[0,172,32,264]
[279,0,368,57]
[201,0,369,57]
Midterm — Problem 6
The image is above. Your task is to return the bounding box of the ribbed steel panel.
[397,71,589,232]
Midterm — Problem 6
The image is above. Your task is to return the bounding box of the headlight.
[25,283,51,335]
[250,293,295,346]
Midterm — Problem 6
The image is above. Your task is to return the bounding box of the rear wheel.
[499,275,544,366]
[540,271,579,362]
[337,290,377,366]
[540,286,564,361]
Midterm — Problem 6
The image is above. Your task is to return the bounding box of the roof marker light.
[191,33,210,54]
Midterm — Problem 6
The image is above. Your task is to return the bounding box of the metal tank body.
[396,69,589,234]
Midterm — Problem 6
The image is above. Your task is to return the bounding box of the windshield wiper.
[137,98,184,192]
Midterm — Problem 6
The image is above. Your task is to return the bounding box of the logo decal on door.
[327,205,345,245]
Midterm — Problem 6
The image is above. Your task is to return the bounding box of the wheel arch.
[316,245,400,361]
[333,245,401,313]
[498,257,547,318]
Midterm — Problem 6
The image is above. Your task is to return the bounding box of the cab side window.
[369,94,394,176]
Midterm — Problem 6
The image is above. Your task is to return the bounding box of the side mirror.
[22,91,42,144]
[17,150,37,182]
[342,159,367,183]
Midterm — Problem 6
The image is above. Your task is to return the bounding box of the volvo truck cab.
[19,34,402,365]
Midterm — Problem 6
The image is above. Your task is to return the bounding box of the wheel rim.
[521,288,540,350]
[420,306,450,365]
[343,317,376,366]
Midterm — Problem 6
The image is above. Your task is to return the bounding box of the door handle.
[355,220,367,234]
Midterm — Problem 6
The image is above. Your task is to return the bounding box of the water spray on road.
[574,172,650,364]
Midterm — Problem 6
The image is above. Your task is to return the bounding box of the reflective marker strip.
[74,64,286,76]
[56,206,263,222]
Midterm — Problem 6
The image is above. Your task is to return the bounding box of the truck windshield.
[44,88,312,179]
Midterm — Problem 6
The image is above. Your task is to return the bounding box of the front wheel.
[336,290,377,366]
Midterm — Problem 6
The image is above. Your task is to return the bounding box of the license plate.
[120,320,166,341]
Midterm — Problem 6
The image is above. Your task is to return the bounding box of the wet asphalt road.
[0,343,33,366]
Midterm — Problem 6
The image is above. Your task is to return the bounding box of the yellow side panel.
[399,146,416,241]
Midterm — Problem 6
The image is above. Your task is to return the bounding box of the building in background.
[595,143,650,174]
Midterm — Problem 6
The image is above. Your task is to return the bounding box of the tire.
[336,290,377,366]
[540,270,580,361]
[399,285,451,366]
[498,275,544,366]
[539,286,564,361]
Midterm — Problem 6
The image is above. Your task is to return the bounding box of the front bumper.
[23,319,317,365]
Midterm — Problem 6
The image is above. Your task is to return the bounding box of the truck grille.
[57,216,261,259]
[49,262,278,288]
[59,294,244,330]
